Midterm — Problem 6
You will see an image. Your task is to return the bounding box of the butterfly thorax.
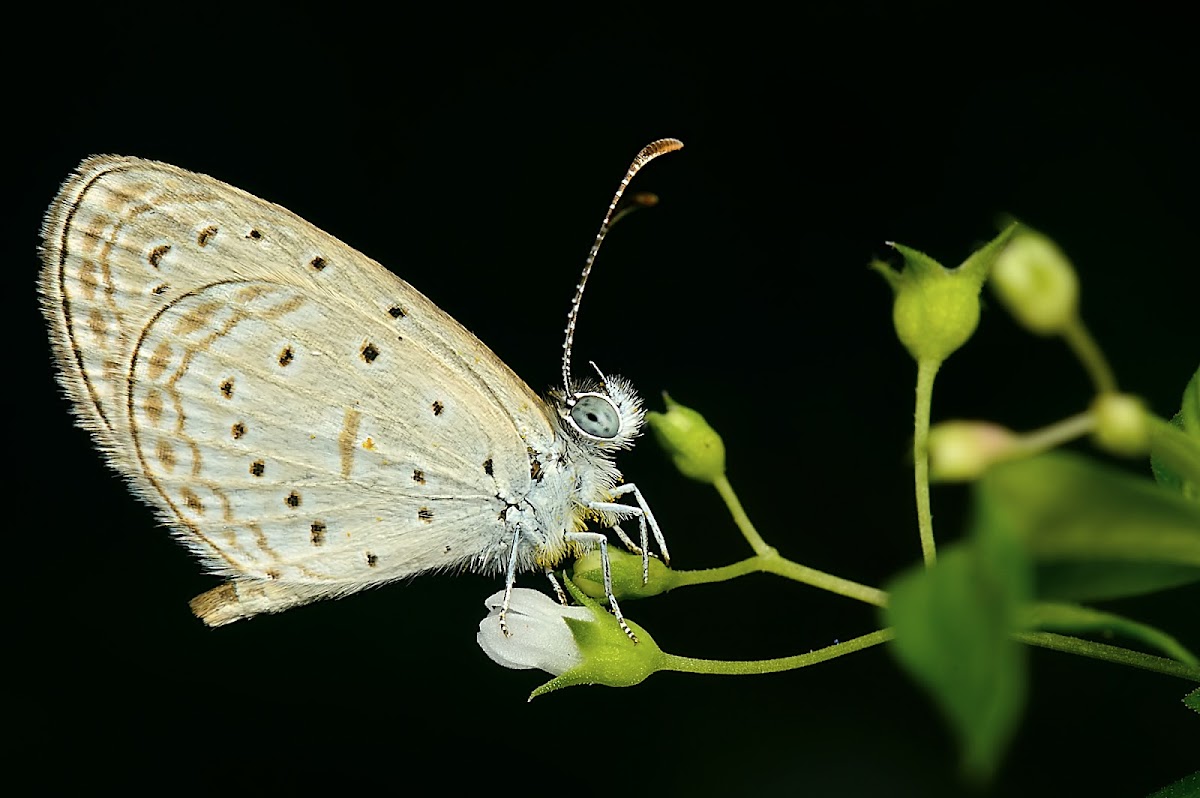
[521,429,623,570]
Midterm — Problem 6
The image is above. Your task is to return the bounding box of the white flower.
[477,588,593,675]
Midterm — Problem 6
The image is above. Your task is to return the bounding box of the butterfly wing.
[40,156,558,623]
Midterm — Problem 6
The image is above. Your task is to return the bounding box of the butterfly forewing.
[40,156,557,604]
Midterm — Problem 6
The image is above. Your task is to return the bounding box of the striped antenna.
[561,138,683,396]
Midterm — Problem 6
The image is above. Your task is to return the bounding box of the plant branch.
[1061,317,1117,394]
[713,474,773,556]
[914,358,940,566]
[1014,631,1200,681]
[661,628,895,676]
[671,554,889,607]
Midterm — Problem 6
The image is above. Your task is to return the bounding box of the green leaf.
[977,452,1200,601]
[1033,562,1199,602]
[1022,602,1198,666]
[884,504,1031,783]
[1151,365,1200,501]
[1147,770,1199,798]
[1181,368,1200,430]
[1150,412,1188,495]
[1185,687,1200,715]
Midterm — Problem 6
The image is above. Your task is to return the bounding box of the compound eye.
[570,394,620,439]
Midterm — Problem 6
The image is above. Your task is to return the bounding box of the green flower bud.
[572,547,679,600]
[871,225,1016,364]
[1091,392,1150,457]
[990,230,1079,336]
[928,421,1019,481]
[646,393,726,482]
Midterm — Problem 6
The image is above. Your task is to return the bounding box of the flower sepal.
[530,578,665,699]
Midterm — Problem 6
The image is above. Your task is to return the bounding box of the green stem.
[669,558,763,586]
[1061,316,1118,394]
[759,557,889,606]
[660,628,895,675]
[671,554,889,607]
[1024,601,1199,667]
[713,474,772,556]
[914,358,940,567]
[1012,410,1096,456]
[705,464,888,606]
[1014,631,1200,681]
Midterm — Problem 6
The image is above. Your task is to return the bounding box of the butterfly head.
[556,368,644,452]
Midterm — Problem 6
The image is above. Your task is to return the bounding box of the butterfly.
[39,139,681,638]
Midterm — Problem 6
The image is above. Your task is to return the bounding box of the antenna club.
[640,138,685,160]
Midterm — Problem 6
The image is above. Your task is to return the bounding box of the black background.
[12,8,1198,795]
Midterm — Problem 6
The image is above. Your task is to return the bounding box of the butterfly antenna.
[561,138,683,396]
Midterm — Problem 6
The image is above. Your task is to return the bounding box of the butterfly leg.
[565,531,638,643]
[498,527,525,638]
[608,483,669,566]
[545,570,568,605]
[610,523,644,556]
[589,500,651,584]
[591,483,668,585]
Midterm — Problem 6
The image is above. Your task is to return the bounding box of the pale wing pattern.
[129,280,520,580]
[40,156,559,611]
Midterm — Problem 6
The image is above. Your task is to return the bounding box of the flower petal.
[477,589,591,675]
